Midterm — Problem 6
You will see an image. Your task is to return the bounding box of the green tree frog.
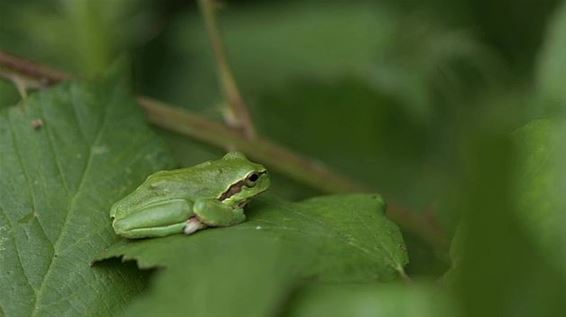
[110,152,270,238]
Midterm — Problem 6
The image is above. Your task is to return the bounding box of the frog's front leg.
[191,199,246,231]
[112,199,194,238]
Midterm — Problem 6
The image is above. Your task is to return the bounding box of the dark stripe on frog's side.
[218,179,246,201]
[218,171,267,201]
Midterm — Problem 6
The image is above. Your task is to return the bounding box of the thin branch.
[138,96,367,193]
[0,51,69,85]
[387,204,448,251]
[198,0,256,139]
[0,50,449,251]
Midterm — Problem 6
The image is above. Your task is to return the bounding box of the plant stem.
[138,96,367,193]
[0,51,69,85]
[0,50,449,251]
[198,0,256,139]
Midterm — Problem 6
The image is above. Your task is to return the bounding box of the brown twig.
[138,96,367,194]
[198,0,256,139]
[0,51,69,85]
[0,50,449,251]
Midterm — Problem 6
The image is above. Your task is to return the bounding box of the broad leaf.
[98,194,408,317]
[0,81,172,316]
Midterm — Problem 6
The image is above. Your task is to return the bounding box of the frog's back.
[141,161,221,201]
[127,158,255,201]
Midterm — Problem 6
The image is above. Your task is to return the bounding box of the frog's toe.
[184,217,207,235]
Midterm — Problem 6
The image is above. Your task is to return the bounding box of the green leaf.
[513,118,566,275]
[285,282,456,317]
[445,119,566,316]
[536,1,566,107]
[97,194,408,317]
[0,81,172,316]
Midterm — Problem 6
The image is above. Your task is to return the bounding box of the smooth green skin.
[110,152,270,238]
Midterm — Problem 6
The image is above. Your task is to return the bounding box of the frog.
[110,152,270,238]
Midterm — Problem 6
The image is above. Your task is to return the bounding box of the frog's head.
[217,152,270,208]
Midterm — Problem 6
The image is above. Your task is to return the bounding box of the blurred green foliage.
[2,0,566,316]
[0,81,19,108]
[285,283,456,317]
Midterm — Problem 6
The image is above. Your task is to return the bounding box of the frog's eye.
[245,173,259,186]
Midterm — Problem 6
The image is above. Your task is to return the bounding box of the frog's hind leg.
[184,217,207,235]
[112,198,194,238]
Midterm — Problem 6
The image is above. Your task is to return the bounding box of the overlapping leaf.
[98,194,408,317]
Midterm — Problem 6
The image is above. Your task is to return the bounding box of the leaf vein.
[0,205,37,295]
[37,93,71,195]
